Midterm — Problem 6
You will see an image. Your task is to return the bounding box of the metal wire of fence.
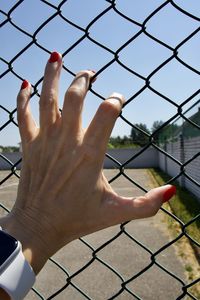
[0,0,200,299]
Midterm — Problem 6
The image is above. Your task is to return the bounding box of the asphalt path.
[0,170,186,300]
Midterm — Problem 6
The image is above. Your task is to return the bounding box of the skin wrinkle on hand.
[0,53,176,281]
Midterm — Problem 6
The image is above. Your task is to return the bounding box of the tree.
[0,146,19,153]
[160,123,180,142]
[108,135,134,148]
[151,121,180,144]
[151,120,164,144]
[130,123,150,147]
[109,136,122,148]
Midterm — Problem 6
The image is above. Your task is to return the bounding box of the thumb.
[108,185,176,224]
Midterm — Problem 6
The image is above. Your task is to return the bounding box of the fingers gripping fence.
[0,0,200,299]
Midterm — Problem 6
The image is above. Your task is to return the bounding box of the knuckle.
[67,85,83,97]
[100,100,121,117]
[66,71,93,101]
[76,70,91,78]
[66,86,84,104]
[40,89,57,109]
[137,196,159,217]
[83,144,98,162]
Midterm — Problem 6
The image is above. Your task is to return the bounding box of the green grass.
[149,168,200,299]
[107,143,139,149]
[149,168,200,246]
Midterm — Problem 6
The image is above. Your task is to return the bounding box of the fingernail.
[49,51,60,63]
[163,185,176,203]
[21,80,29,90]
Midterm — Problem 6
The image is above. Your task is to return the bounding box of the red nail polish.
[49,52,60,63]
[163,186,176,203]
[21,80,29,90]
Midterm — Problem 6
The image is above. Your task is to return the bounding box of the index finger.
[84,93,125,156]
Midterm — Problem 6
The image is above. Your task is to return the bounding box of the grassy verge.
[149,168,200,298]
[149,168,200,245]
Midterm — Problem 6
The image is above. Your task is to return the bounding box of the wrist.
[0,213,48,275]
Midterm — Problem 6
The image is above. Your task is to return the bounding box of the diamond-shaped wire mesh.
[0,0,199,299]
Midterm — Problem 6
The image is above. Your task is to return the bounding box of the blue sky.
[0,0,200,146]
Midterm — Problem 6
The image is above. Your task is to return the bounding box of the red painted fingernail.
[21,80,29,90]
[49,51,60,63]
[163,185,176,203]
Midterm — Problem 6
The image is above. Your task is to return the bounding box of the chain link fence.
[157,101,200,199]
[0,0,200,299]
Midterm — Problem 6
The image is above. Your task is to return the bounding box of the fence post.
[180,133,185,188]
[164,138,168,174]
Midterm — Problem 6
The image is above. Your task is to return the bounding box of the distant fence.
[0,152,22,170]
[104,148,158,169]
[0,148,159,170]
[159,136,200,200]
[1,144,199,201]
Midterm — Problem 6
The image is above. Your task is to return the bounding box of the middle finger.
[61,70,96,134]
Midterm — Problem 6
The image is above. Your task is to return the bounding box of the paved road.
[0,170,186,299]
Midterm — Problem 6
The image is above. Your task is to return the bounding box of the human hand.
[0,52,176,275]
